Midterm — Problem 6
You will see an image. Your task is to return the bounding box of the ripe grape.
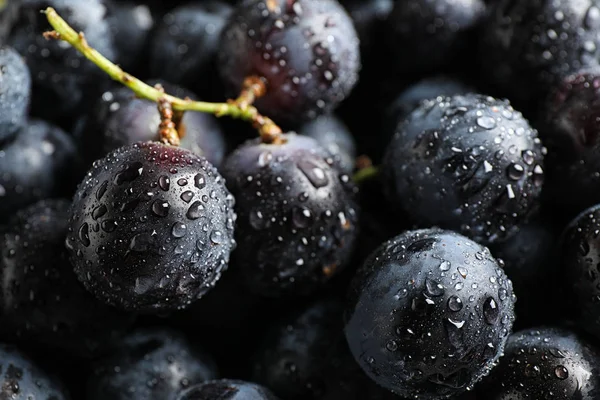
[66,142,236,312]
[218,0,360,124]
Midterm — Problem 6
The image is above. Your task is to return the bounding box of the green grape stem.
[42,7,283,143]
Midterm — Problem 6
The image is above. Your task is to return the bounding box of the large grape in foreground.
[66,142,236,313]
[222,134,358,296]
[345,228,516,399]
[382,94,545,245]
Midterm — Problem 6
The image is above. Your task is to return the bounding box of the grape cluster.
[2,0,600,399]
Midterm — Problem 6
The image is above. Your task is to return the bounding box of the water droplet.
[194,174,206,189]
[447,296,463,312]
[298,192,309,202]
[115,162,143,185]
[483,160,493,173]
[498,288,508,301]
[522,150,535,165]
[338,211,350,230]
[483,297,499,325]
[457,267,468,278]
[476,116,496,130]
[258,151,273,167]
[579,241,591,256]
[172,222,187,238]
[506,163,525,180]
[5,248,15,258]
[186,201,204,220]
[292,207,312,228]
[249,210,266,230]
[444,318,465,351]
[425,278,444,297]
[554,365,568,380]
[78,223,90,247]
[549,348,566,358]
[439,261,451,271]
[158,176,170,191]
[129,233,151,252]
[407,238,436,253]
[92,205,107,220]
[533,165,544,186]
[96,180,108,200]
[101,220,117,232]
[586,5,600,29]
[152,200,170,217]
[177,178,188,186]
[447,318,465,329]
[386,340,398,352]
[524,364,540,377]
[181,191,194,203]
[210,230,224,244]
[297,159,329,188]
